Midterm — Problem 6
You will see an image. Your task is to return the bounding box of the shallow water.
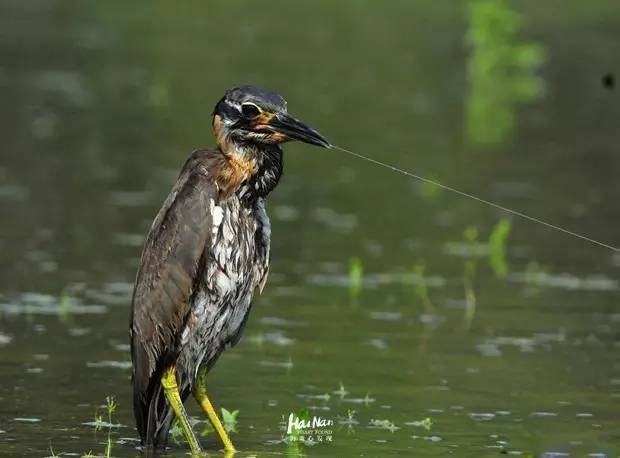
[1,1,619,457]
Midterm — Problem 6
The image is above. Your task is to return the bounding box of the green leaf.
[489,218,512,278]
[221,408,239,433]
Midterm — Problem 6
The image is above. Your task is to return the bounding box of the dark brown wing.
[130,151,215,403]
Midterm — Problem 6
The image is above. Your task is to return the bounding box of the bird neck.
[215,141,283,203]
[246,145,283,199]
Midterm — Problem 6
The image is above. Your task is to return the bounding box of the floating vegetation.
[405,417,433,431]
[368,418,399,432]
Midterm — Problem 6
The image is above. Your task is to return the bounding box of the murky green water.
[1,1,619,457]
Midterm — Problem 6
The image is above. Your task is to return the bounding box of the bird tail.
[133,365,176,449]
[131,337,178,449]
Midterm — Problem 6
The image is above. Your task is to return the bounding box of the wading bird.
[130,86,329,454]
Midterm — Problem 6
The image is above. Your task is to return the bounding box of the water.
[1,1,619,456]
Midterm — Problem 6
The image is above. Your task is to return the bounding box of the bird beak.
[261,112,330,148]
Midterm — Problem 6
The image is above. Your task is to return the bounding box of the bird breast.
[179,195,270,379]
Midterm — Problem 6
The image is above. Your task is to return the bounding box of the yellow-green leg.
[193,367,236,452]
[161,366,203,455]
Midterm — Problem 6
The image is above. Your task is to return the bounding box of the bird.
[129,85,329,454]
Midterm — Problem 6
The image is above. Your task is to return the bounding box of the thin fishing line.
[329,144,619,252]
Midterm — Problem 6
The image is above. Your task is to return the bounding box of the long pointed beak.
[264,113,330,148]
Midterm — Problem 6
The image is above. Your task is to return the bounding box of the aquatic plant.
[333,381,348,399]
[58,291,72,321]
[463,225,479,327]
[368,418,399,432]
[221,408,239,433]
[488,218,512,278]
[176,407,240,440]
[362,392,375,406]
[407,417,433,431]
[412,261,434,312]
[348,256,363,300]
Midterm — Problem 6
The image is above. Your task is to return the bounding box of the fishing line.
[329,144,619,252]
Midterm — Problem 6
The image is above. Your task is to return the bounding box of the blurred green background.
[0,1,618,456]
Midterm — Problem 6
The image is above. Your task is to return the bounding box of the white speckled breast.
[177,194,270,382]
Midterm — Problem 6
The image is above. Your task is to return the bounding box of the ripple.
[369,311,402,321]
[469,412,495,421]
[509,272,618,291]
[86,360,132,369]
[0,332,12,346]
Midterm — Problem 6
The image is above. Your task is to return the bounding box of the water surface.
[1,1,619,457]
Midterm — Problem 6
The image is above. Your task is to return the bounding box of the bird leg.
[161,366,203,455]
[193,367,236,452]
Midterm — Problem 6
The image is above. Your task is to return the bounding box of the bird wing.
[130,151,215,397]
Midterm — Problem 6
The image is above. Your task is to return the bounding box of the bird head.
[212,86,330,154]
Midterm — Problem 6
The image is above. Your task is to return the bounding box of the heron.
[130,85,329,454]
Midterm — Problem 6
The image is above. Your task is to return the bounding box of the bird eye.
[241,103,261,119]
